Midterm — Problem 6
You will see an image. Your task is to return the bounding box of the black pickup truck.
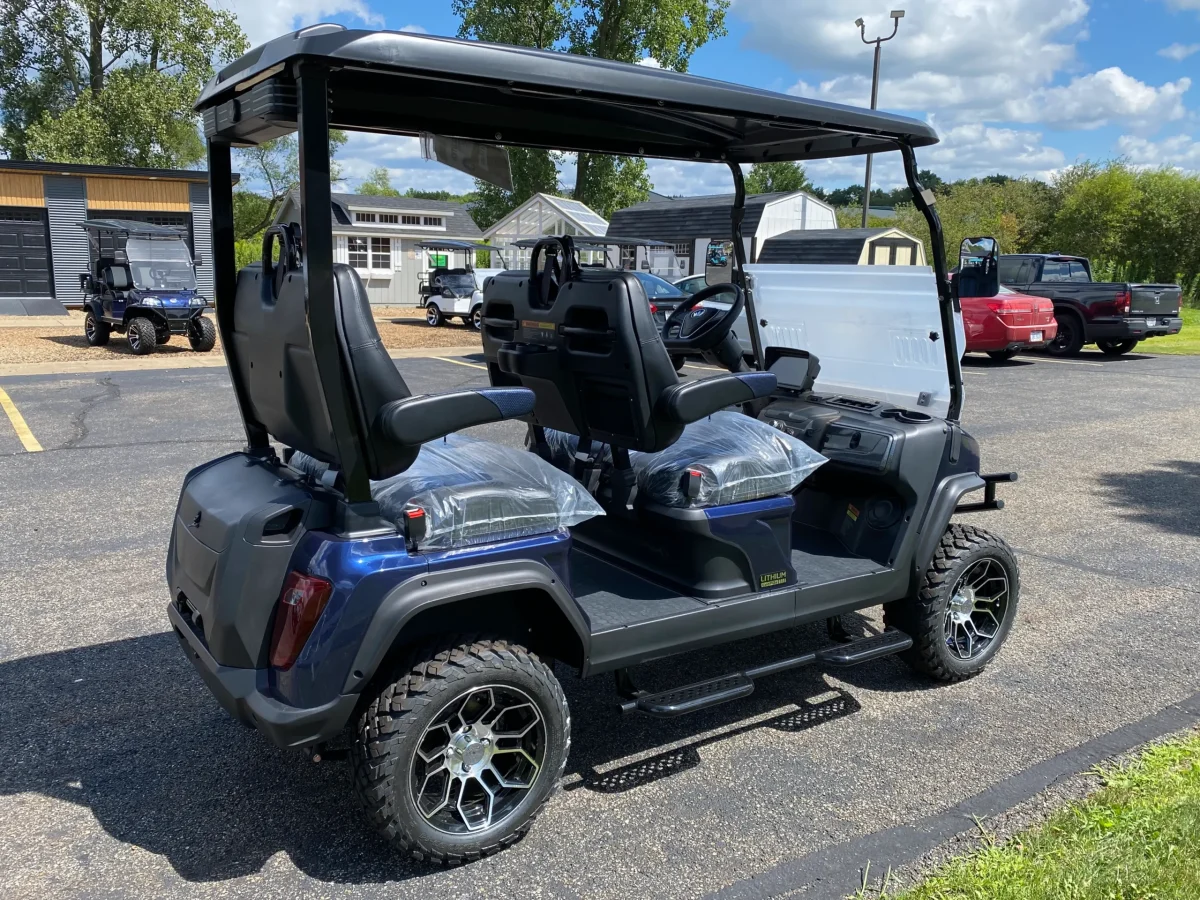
[998,254,1182,356]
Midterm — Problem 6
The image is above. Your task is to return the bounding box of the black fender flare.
[912,472,986,578]
[342,559,590,694]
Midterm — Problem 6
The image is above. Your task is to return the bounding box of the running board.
[619,629,913,717]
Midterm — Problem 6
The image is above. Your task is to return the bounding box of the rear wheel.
[84,311,110,346]
[126,317,157,355]
[426,303,444,327]
[986,349,1019,361]
[1097,339,1138,356]
[353,637,569,864]
[188,317,217,352]
[884,524,1019,682]
[1046,311,1084,356]
[155,323,171,345]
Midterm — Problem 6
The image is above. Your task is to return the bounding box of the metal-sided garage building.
[0,160,226,315]
[606,190,837,276]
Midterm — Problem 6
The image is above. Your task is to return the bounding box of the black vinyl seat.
[230,252,534,484]
[480,244,776,508]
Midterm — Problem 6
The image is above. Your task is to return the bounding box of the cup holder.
[880,408,933,424]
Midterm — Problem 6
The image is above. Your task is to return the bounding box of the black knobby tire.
[884,524,1020,682]
[1097,338,1138,356]
[986,348,1019,361]
[126,317,157,355]
[353,637,570,865]
[188,316,217,352]
[1046,311,1083,356]
[469,307,483,331]
[155,323,171,345]
[84,311,110,346]
[426,304,444,327]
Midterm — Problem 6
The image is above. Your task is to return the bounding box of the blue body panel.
[271,528,572,709]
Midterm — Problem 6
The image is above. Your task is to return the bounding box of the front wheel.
[188,317,217,352]
[986,349,1019,361]
[884,524,1019,682]
[469,307,483,331]
[126,317,157,355]
[84,311,110,346]
[1097,339,1139,356]
[426,304,445,327]
[353,638,570,864]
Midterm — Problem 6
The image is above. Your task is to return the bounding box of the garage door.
[0,207,52,296]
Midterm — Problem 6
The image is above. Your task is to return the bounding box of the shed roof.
[280,191,482,237]
[757,227,916,265]
[0,159,235,183]
[607,192,807,243]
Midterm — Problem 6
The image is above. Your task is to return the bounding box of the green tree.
[0,0,246,165]
[453,0,728,219]
[233,131,348,238]
[358,166,402,196]
[744,161,813,195]
[404,189,474,203]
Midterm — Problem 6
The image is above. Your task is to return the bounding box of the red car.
[962,285,1058,360]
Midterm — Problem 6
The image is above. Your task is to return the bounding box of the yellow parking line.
[0,387,43,452]
[430,356,487,370]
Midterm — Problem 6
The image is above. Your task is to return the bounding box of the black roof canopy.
[197,24,938,164]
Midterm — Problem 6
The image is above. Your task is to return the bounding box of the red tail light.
[649,302,658,315]
[1115,290,1131,315]
[269,571,333,669]
[984,297,1031,314]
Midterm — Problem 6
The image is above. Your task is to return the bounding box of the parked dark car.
[998,254,1182,356]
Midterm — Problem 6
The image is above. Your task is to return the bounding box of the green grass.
[860,731,1200,900]
[1145,306,1200,355]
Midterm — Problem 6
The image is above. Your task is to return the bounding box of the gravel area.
[0,308,479,363]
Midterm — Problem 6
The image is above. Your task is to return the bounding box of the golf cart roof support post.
[207,138,271,453]
[900,143,962,421]
[728,161,765,371]
[296,61,373,504]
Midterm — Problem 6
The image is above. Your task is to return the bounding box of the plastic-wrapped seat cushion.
[290,434,603,549]
[543,411,826,508]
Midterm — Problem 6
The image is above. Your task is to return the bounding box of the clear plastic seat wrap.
[543,410,826,508]
[290,434,604,549]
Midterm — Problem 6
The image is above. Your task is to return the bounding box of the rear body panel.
[961,289,1057,352]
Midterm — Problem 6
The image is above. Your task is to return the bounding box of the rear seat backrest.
[481,266,686,452]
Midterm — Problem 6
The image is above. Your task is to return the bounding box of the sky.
[211,0,1200,198]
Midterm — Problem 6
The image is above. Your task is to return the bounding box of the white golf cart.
[418,239,503,330]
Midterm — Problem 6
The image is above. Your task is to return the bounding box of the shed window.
[402,214,421,225]
[423,216,444,227]
[673,242,690,257]
[379,214,398,224]
[371,237,391,269]
[355,212,376,223]
[348,237,368,268]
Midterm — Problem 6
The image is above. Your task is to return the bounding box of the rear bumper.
[169,602,358,749]
[1088,316,1183,341]
[968,321,1057,352]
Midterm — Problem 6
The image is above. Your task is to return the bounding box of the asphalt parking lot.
[1,349,1199,899]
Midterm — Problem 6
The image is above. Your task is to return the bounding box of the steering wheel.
[661,282,745,352]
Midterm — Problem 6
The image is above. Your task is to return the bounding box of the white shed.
[606,191,836,276]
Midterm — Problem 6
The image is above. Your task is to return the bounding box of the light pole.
[856,10,904,228]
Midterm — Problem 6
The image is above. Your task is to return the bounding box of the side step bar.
[619,629,913,717]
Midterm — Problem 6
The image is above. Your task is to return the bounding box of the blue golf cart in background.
[79,219,216,354]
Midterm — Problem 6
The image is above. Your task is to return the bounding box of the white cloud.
[1164,0,1200,11]
[399,24,428,34]
[637,56,663,68]
[209,0,384,48]
[1115,134,1200,170]
[646,160,739,196]
[1159,42,1200,60]
[1002,68,1191,132]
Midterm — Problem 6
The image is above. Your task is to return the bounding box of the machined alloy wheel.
[353,637,569,864]
[84,311,110,346]
[470,307,483,331]
[126,317,157,355]
[942,557,1010,661]
[411,685,546,835]
[426,304,444,327]
[884,524,1020,682]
